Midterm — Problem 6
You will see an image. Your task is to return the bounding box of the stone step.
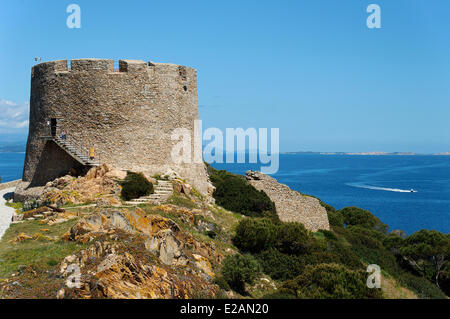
[33,214,45,219]
[144,195,167,199]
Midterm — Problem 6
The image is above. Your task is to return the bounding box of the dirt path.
[0,187,16,240]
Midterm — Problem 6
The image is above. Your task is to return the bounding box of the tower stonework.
[17,58,211,200]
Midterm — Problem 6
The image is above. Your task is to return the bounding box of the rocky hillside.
[1,165,236,298]
[0,164,448,299]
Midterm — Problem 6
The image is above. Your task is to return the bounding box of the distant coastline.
[1,142,449,156]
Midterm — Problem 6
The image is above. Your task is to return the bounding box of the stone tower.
[17,58,211,200]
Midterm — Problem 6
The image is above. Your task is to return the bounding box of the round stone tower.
[17,58,211,200]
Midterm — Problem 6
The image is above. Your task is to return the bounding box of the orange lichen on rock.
[11,233,33,243]
[39,164,123,206]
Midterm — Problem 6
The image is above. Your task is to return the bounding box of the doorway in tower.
[50,118,57,137]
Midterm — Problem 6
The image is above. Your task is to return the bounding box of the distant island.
[283,151,450,156]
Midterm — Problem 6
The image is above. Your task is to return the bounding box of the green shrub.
[398,272,447,299]
[213,275,231,291]
[339,207,388,233]
[383,233,405,255]
[222,254,261,293]
[303,240,363,271]
[317,229,338,241]
[400,230,449,283]
[440,263,450,296]
[255,248,304,281]
[120,172,154,201]
[344,226,385,249]
[328,210,345,228]
[276,222,314,255]
[281,263,383,299]
[232,218,278,253]
[339,226,400,275]
[206,165,277,219]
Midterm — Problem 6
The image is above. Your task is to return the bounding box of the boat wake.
[347,182,418,193]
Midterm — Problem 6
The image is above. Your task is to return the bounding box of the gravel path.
[0,187,16,240]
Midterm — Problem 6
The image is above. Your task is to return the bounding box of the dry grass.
[381,274,418,299]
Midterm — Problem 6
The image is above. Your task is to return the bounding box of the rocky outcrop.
[38,164,123,206]
[245,171,329,231]
[145,229,188,266]
[53,206,225,299]
[13,182,46,202]
[65,207,220,277]
[15,164,124,204]
[58,241,214,299]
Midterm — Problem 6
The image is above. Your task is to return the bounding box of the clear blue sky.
[0,0,449,153]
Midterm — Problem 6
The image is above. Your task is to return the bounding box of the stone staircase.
[52,136,99,166]
[126,180,173,205]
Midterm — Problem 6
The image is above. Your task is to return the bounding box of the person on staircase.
[60,131,67,140]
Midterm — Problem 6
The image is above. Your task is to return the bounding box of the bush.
[281,263,383,299]
[207,165,277,219]
[256,248,304,281]
[339,207,388,233]
[120,172,154,201]
[398,272,447,299]
[327,210,345,228]
[303,240,363,271]
[399,229,449,287]
[317,229,338,241]
[383,233,405,254]
[440,263,450,296]
[213,275,231,291]
[276,222,314,255]
[339,226,400,275]
[222,254,261,293]
[232,218,278,253]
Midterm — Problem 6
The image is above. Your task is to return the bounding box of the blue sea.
[1,152,449,234]
[212,154,450,235]
[0,153,25,183]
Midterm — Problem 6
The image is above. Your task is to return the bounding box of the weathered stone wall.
[21,58,211,195]
[246,171,330,231]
